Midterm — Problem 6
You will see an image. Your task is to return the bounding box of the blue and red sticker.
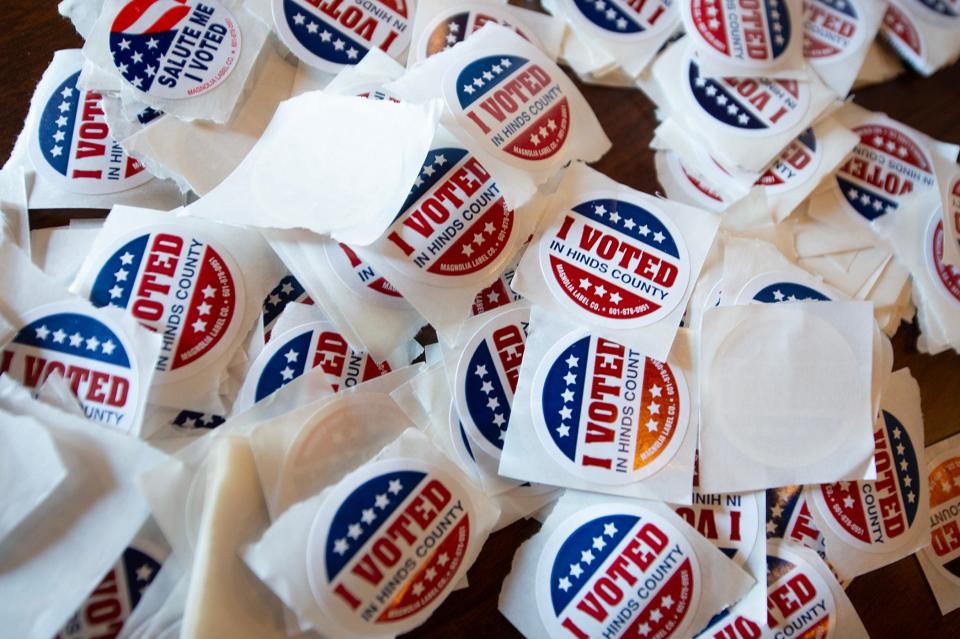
[31,66,152,194]
[803,0,864,60]
[382,146,517,285]
[756,127,820,193]
[307,459,476,633]
[686,0,793,65]
[325,242,407,307]
[273,0,411,73]
[687,56,808,134]
[536,504,700,639]
[910,0,960,21]
[418,6,538,60]
[447,53,570,166]
[0,303,141,429]
[455,306,528,458]
[814,409,922,551]
[566,0,676,37]
[108,0,241,99]
[882,3,923,59]
[87,228,243,381]
[836,121,936,221]
[737,271,833,304]
[925,213,960,305]
[540,196,690,327]
[532,331,688,484]
[56,545,163,639]
[925,446,960,585]
[261,273,312,340]
[765,542,836,637]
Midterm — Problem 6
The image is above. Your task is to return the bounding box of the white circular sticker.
[685,0,796,69]
[803,0,868,61]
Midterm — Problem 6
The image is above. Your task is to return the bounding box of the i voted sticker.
[471,247,525,315]
[382,145,517,286]
[445,50,571,168]
[454,306,528,458]
[273,0,411,73]
[803,0,866,60]
[324,242,406,307]
[687,55,809,135]
[108,0,241,99]
[87,227,245,383]
[882,3,924,60]
[539,195,691,328]
[674,492,760,567]
[236,320,389,409]
[686,0,794,68]
[563,0,677,39]
[766,486,828,556]
[417,5,539,60]
[835,120,936,221]
[662,153,727,212]
[909,0,960,22]
[56,545,163,639]
[0,302,142,429]
[531,331,688,485]
[262,273,312,339]
[813,409,923,552]
[756,127,821,194]
[924,212,960,305]
[736,271,833,304]
[307,458,478,634]
[535,503,701,639]
[924,445,960,586]
[765,542,836,637]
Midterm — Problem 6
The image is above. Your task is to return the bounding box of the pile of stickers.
[2,1,960,638]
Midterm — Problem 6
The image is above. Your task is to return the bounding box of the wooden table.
[2,3,958,637]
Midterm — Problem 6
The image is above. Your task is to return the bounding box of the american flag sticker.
[535,504,699,639]
[926,213,960,304]
[765,542,836,637]
[835,121,935,221]
[87,228,244,382]
[756,127,820,194]
[272,0,411,73]
[382,145,517,285]
[532,331,688,485]
[108,0,241,100]
[454,306,529,459]
[419,7,536,61]
[30,59,152,195]
[925,447,960,585]
[539,196,691,327]
[567,0,676,38]
[687,0,794,63]
[803,0,864,60]
[447,52,571,166]
[0,302,141,429]
[814,409,923,551]
[307,459,476,633]
[685,54,809,135]
[324,242,406,308]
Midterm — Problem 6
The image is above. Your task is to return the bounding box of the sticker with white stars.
[83,227,244,383]
[683,0,797,67]
[803,0,866,60]
[561,0,677,38]
[920,432,960,595]
[908,0,960,22]
[306,456,481,634]
[455,305,529,458]
[324,241,407,308]
[735,270,835,305]
[29,51,153,195]
[416,5,540,62]
[533,502,700,639]
[924,210,960,305]
[261,273,313,340]
[470,247,525,315]
[272,0,412,73]
[538,193,691,328]
[530,330,688,485]
[107,0,241,100]
[378,142,519,286]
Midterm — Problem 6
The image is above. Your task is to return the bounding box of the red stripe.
[144,5,191,34]
[112,0,188,34]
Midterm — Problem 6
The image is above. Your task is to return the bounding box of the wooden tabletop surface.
[3,2,958,637]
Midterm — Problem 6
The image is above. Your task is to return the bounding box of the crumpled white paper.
[0,167,29,255]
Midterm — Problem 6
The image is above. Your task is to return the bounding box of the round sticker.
[908,0,960,22]
[235,320,390,409]
[756,127,821,194]
[686,0,794,68]
[57,544,164,639]
[564,0,677,39]
[835,120,936,221]
[380,145,518,287]
[535,503,701,639]
[814,409,923,552]
[262,273,312,338]
[31,67,152,195]
[803,0,866,60]
[735,271,833,304]
[324,242,406,308]
[417,5,539,61]
[662,153,727,212]
[674,492,760,567]
[108,0,241,99]
[924,213,960,305]
[445,52,571,167]
[0,301,142,430]
[471,248,525,315]
[87,226,245,383]
[272,0,411,73]
[686,55,810,135]
[882,2,923,59]
[765,542,836,638]
[539,194,691,328]
[924,446,960,586]
[531,331,688,485]
[454,306,529,458]
[306,457,478,634]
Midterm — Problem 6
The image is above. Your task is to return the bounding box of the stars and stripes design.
[10,312,131,367]
[38,71,80,178]
[803,0,860,58]
[571,0,674,35]
[819,410,921,546]
[882,3,923,58]
[913,0,960,18]
[930,219,960,303]
[109,0,190,93]
[689,0,792,60]
[261,273,311,338]
[422,10,533,58]
[751,282,831,303]
[172,410,225,429]
[837,123,933,221]
[757,128,819,192]
[119,546,163,610]
[471,265,522,315]
[688,60,803,131]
